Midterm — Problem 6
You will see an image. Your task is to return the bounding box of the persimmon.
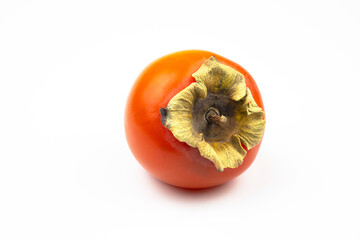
[125,50,265,189]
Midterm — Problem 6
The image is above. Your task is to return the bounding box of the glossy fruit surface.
[125,50,264,189]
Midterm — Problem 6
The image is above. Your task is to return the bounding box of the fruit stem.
[205,108,226,125]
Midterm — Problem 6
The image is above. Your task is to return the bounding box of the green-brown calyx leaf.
[160,56,265,172]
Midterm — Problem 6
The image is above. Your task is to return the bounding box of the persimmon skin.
[125,50,264,189]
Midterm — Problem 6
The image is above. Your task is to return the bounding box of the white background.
[1,0,359,239]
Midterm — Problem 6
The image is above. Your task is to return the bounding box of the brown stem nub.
[205,108,225,125]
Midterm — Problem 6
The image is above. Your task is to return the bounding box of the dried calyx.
[160,57,265,172]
